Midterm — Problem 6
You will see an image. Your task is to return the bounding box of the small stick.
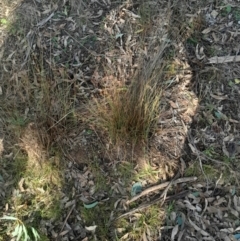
[56,204,75,240]
[116,190,189,220]
[126,176,197,205]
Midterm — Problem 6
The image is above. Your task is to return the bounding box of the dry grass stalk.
[91,41,168,147]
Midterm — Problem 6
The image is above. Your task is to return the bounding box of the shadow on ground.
[158,1,240,240]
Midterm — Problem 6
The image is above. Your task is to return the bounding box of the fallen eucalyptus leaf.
[177,216,183,226]
[234,233,240,239]
[214,111,228,120]
[131,182,142,197]
[116,33,124,39]
[83,201,98,209]
[226,5,232,14]
[171,225,179,241]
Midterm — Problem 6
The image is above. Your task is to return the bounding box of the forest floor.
[1,0,240,240]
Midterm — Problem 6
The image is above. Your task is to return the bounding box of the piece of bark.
[208,55,240,64]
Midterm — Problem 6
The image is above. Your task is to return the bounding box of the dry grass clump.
[95,77,162,145]
[1,55,75,141]
[92,43,167,147]
[0,57,70,240]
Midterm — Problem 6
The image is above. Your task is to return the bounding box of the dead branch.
[126,176,197,205]
[116,190,189,220]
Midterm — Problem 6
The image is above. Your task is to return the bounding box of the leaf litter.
[1,0,240,240]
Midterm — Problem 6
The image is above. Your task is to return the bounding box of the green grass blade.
[0,215,18,221]
[22,225,29,241]
[16,225,23,241]
[31,227,40,240]
[11,224,20,237]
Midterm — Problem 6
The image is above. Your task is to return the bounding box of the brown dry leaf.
[59,230,70,236]
[214,197,227,206]
[65,200,75,208]
[202,27,213,34]
[184,200,197,211]
[195,44,205,60]
[18,178,25,192]
[233,196,240,212]
[188,143,198,154]
[37,12,55,27]
[120,233,129,240]
[122,8,140,19]
[168,100,178,109]
[188,217,211,237]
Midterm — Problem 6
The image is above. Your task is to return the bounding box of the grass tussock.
[92,45,167,147]
[0,52,73,240]
[94,79,161,145]
[116,205,165,240]
[1,54,76,142]
[0,149,63,241]
[90,3,169,148]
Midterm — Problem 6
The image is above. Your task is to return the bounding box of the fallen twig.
[56,204,75,240]
[126,176,197,205]
[116,190,189,220]
[181,120,239,188]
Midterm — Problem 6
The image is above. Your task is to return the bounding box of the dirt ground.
[1,0,240,240]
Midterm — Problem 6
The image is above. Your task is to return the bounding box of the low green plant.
[233,8,240,21]
[185,162,218,179]
[0,216,40,241]
[116,162,135,182]
[185,162,198,177]
[0,148,63,240]
[116,205,165,240]
[205,46,217,57]
[220,5,240,20]
[165,201,176,226]
[137,2,152,25]
[80,205,111,239]
[222,155,232,164]
[203,147,216,158]
[0,18,8,25]
[89,162,109,192]
[166,201,175,214]
[221,5,232,17]
[136,163,160,182]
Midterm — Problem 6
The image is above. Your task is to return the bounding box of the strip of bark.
[208,55,240,64]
